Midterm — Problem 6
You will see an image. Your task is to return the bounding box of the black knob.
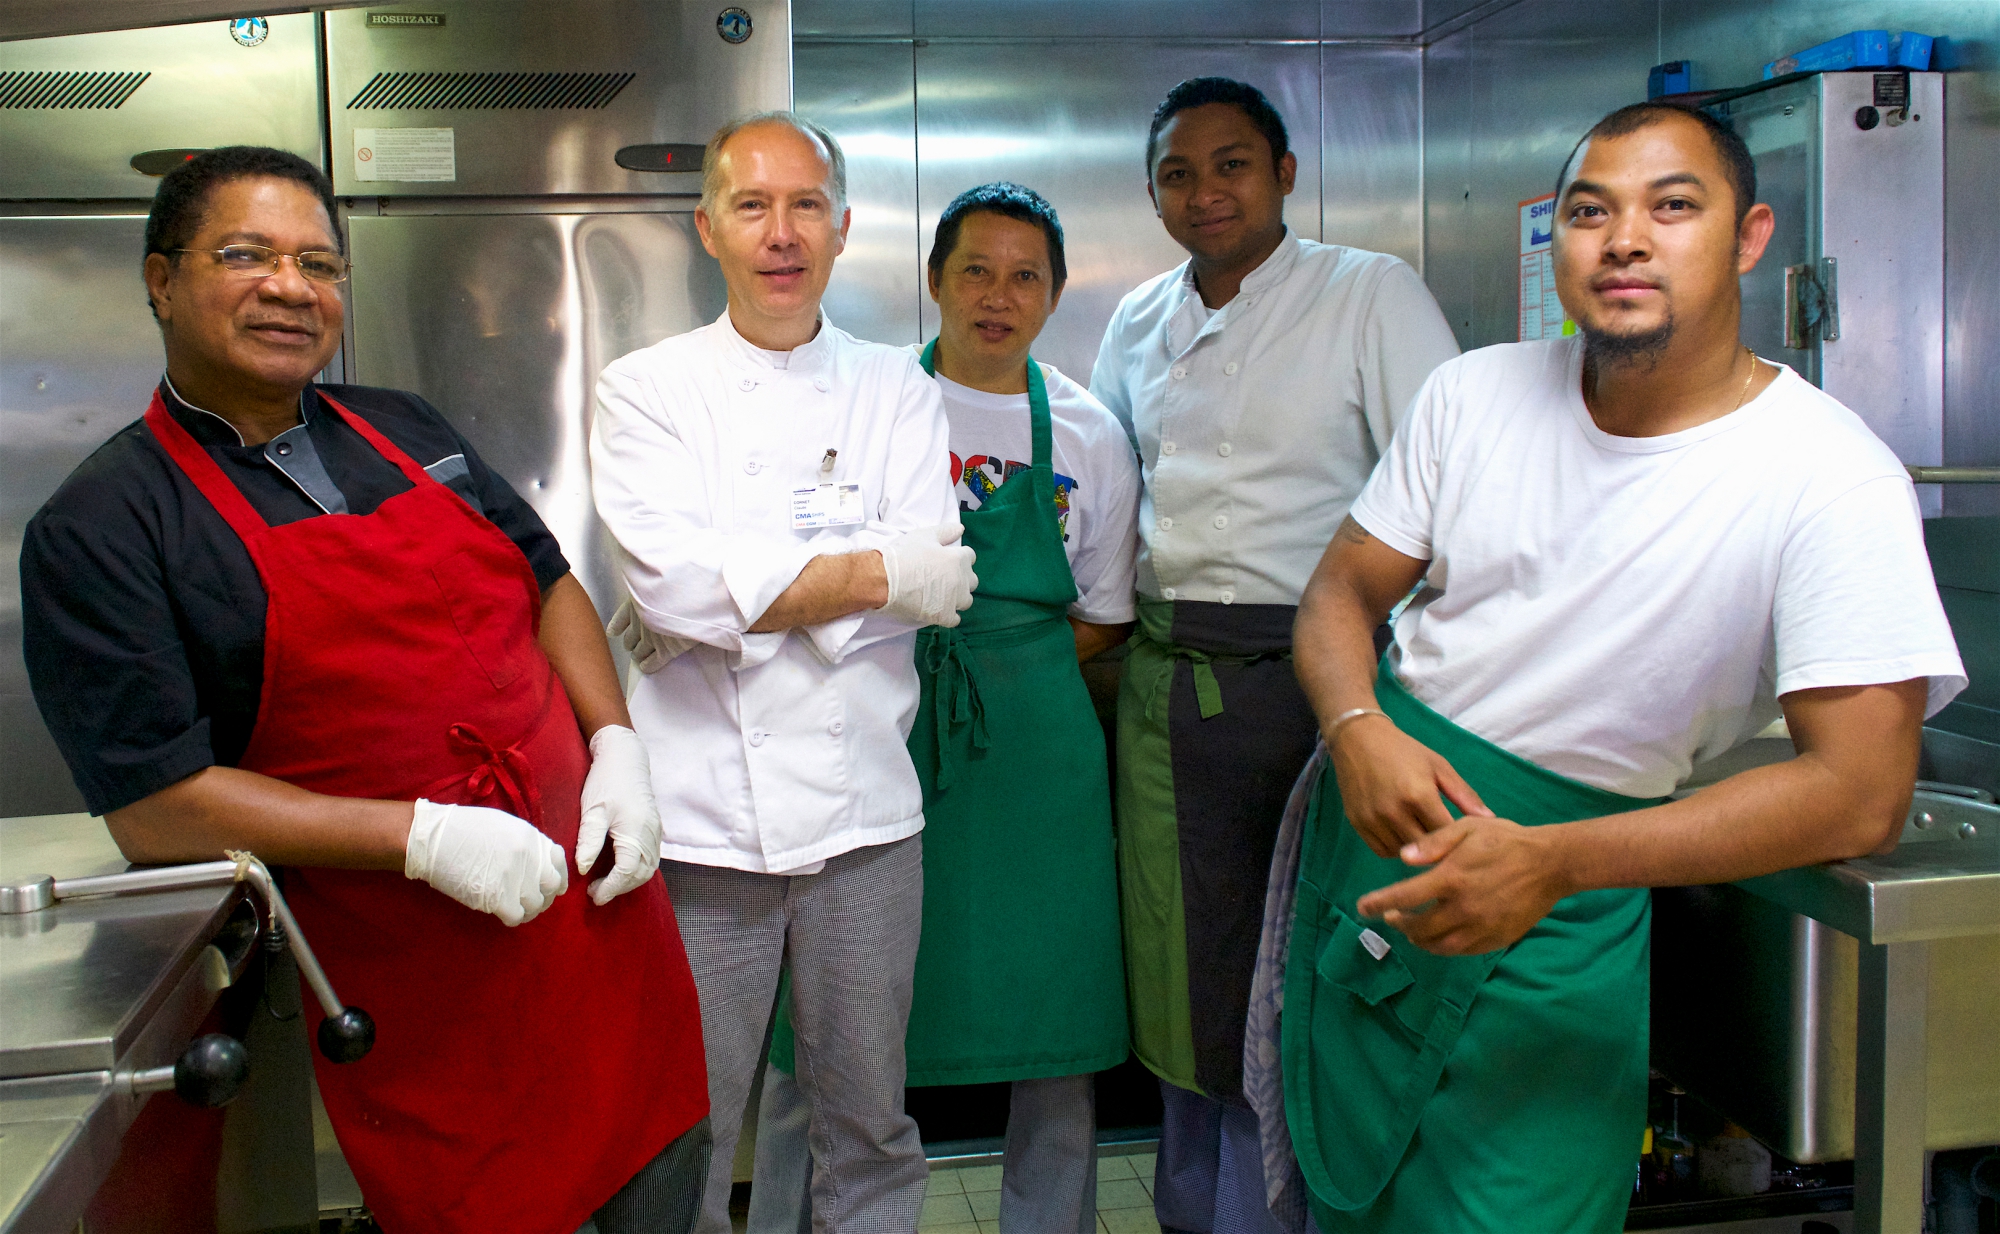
[1855,105,1881,130]
[174,1033,249,1108]
[318,1006,376,1063]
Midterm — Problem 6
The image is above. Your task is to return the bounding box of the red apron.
[144,392,707,1233]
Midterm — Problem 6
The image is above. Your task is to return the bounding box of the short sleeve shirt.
[933,364,1140,625]
[1352,337,1966,797]
[20,380,569,815]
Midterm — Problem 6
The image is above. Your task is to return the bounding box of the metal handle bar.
[1907,466,2000,484]
[2,852,373,1062]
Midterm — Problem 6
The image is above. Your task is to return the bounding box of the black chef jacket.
[20,380,570,816]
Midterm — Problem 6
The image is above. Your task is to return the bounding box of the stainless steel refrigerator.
[0,15,325,817]
[329,0,790,619]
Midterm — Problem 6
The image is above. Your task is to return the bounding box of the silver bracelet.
[1327,707,1389,747]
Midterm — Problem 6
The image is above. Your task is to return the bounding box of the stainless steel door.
[344,209,727,616]
[1728,78,1821,384]
[0,213,162,818]
[0,16,322,200]
[325,0,791,198]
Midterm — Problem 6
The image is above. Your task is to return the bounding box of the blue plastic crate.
[1890,31,1934,70]
[1763,30,1891,79]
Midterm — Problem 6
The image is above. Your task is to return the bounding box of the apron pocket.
[1294,895,1494,1212]
[430,549,535,691]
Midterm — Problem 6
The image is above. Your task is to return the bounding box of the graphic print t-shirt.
[933,366,1140,624]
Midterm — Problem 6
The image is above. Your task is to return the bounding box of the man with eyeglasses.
[19,146,711,1234]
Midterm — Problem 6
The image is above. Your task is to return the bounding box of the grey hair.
[699,111,848,216]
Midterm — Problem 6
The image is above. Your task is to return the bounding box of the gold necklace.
[1730,345,1759,411]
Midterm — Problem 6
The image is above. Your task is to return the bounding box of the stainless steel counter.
[1737,826,2000,947]
[1736,812,1999,1234]
[1657,759,2000,1234]
[0,813,255,1232]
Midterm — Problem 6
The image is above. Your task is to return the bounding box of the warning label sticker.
[353,128,456,182]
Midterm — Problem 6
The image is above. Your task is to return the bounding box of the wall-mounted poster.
[1518,193,1572,340]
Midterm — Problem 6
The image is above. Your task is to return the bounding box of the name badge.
[791,483,864,529]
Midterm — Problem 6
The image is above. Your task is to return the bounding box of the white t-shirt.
[1352,336,1966,798]
[932,365,1141,624]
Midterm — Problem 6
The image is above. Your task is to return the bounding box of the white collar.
[715,308,836,373]
[1175,227,1302,308]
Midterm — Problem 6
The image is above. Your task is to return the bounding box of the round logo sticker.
[716,7,753,44]
[230,18,270,47]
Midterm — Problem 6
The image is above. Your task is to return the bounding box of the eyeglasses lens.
[215,244,350,284]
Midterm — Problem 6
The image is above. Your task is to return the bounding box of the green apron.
[774,344,1128,1085]
[1285,661,1662,1234]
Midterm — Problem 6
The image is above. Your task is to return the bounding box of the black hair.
[144,146,340,315]
[1146,76,1290,175]
[926,181,1067,290]
[1556,102,1758,224]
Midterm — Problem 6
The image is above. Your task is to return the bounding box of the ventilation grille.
[0,70,150,110]
[346,71,635,111]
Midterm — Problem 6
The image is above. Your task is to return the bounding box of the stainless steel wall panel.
[797,41,921,347]
[345,210,726,618]
[1322,44,1425,269]
[0,16,321,200]
[911,1,1322,41]
[0,214,160,818]
[1421,28,1476,338]
[324,0,790,198]
[911,40,1325,382]
[1421,0,1658,350]
[1326,0,1426,39]
[794,0,915,39]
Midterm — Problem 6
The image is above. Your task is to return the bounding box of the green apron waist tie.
[919,615,1059,791]
[1134,595,1291,721]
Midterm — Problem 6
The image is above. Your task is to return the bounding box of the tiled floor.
[728,1149,1162,1234]
[916,1151,1160,1234]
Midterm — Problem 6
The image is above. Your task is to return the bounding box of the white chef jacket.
[591,311,957,873]
[1089,231,1460,606]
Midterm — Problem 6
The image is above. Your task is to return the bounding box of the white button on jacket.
[592,312,957,873]
[1090,231,1460,606]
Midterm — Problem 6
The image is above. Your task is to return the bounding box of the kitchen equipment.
[0,16,325,820]
[0,813,369,1232]
[327,0,789,622]
[1654,756,2000,1234]
[1720,70,1947,515]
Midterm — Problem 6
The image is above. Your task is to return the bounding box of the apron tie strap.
[1144,642,1294,722]
[922,629,989,792]
[447,723,543,826]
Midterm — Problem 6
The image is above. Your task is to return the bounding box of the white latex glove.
[607,598,697,675]
[575,724,662,906]
[879,524,978,628]
[404,799,568,927]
